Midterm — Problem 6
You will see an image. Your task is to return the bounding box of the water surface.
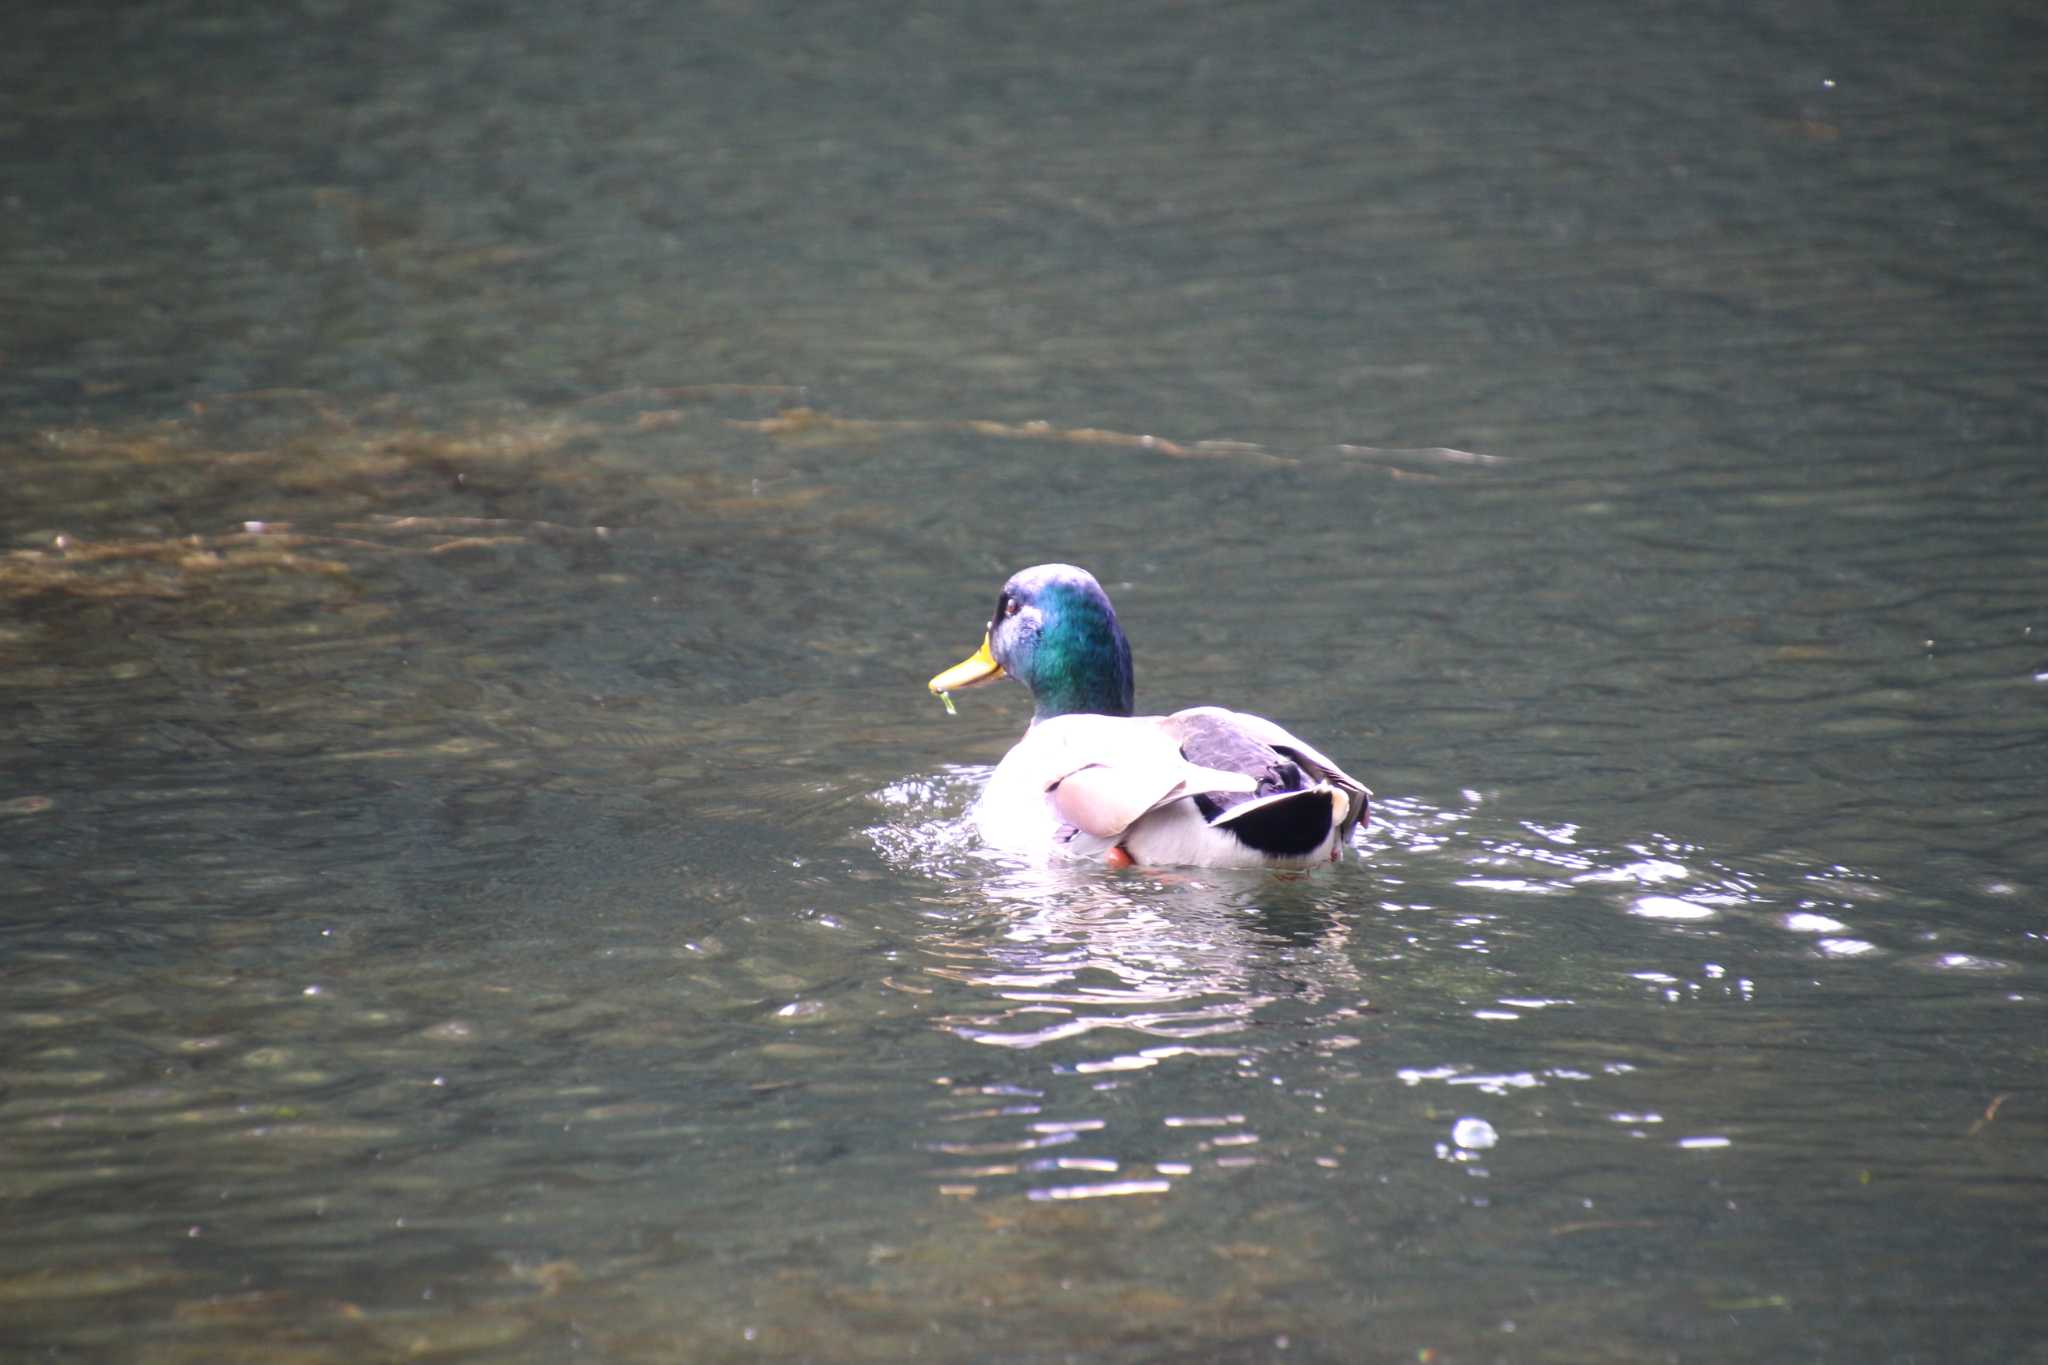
[3,2,2044,1361]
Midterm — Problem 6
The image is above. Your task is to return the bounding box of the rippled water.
[5,0,2046,1360]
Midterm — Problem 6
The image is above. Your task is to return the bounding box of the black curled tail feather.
[1203,786,1340,859]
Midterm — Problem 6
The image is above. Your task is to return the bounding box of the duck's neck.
[1029,616,1134,721]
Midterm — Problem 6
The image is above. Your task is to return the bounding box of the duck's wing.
[1053,754,1258,838]
[997,713,1257,840]
[1164,706,1371,836]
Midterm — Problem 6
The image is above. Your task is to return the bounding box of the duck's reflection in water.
[928,869,1358,1046]
[912,860,1372,1201]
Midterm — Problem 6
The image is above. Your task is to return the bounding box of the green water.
[3,2,2045,1361]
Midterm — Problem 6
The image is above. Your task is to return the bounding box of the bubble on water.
[1452,1117,1497,1150]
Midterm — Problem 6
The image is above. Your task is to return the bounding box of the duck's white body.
[973,707,1368,869]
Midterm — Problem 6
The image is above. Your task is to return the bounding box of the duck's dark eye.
[1004,597,1021,617]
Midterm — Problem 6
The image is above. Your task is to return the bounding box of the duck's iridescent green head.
[929,563,1135,720]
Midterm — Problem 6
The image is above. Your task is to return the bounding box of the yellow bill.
[929,632,1005,698]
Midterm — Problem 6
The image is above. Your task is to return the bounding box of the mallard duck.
[928,563,1369,868]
